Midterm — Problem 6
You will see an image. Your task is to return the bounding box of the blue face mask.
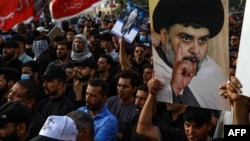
[21,74,31,80]
[139,35,146,42]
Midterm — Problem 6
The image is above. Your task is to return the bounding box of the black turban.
[153,0,224,38]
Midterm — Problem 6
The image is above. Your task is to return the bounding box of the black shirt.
[35,94,75,119]
[4,58,23,74]
[122,113,166,141]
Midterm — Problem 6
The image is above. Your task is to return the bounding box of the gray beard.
[164,39,204,75]
[165,40,176,67]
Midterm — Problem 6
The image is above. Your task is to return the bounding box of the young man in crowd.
[78,78,118,141]
[7,80,45,139]
[35,65,75,119]
[106,69,140,140]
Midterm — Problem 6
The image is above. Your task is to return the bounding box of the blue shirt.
[78,106,118,141]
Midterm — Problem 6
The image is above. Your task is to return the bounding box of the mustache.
[182,55,200,62]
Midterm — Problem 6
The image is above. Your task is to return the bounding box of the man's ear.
[16,123,28,136]
[90,69,96,77]
[7,80,15,88]
[102,95,108,103]
[26,99,36,109]
[33,72,39,79]
[132,86,137,94]
[207,121,214,131]
[107,64,111,70]
[15,47,20,55]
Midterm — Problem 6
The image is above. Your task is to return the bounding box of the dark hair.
[0,67,20,82]
[137,83,148,92]
[65,28,77,35]
[100,32,112,42]
[229,31,241,39]
[12,34,26,45]
[143,63,153,70]
[61,20,70,32]
[89,29,100,38]
[16,80,39,100]
[67,110,94,139]
[53,35,65,42]
[73,61,80,67]
[43,65,67,83]
[133,43,146,50]
[117,69,140,87]
[25,34,35,45]
[230,64,236,69]
[65,62,74,69]
[139,29,148,34]
[16,22,28,34]
[88,78,108,97]
[22,60,41,76]
[58,41,72,50]
[183,106,212,126]
[99,54,114,71]
[31,30,41,38]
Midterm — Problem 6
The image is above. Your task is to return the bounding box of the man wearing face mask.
[136,30,152,62]
[21,61,40,81]
[21,60,47,101]
[137,30,151,45]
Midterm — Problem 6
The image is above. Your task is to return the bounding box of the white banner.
[236,0,250,97]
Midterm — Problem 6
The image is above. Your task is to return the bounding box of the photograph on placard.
[111,1,149,44]
[149,0,230,111]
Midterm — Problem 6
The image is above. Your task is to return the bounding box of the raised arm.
[219,76,250,124]
[136,73,163,140]
[100,17,107,30]
[119,36,131,70]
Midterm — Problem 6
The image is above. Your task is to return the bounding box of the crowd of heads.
[228,0,245,76]
[0,3,154,140]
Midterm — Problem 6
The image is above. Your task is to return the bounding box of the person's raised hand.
[219,76,248,105]
[147,72,163,96]
[170,41,196,96]
[119,36,125,48]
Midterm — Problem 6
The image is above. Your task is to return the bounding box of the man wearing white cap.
[35,26,51,47]
[30,115,78,141]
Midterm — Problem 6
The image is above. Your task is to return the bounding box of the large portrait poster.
[149,0,230,111]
